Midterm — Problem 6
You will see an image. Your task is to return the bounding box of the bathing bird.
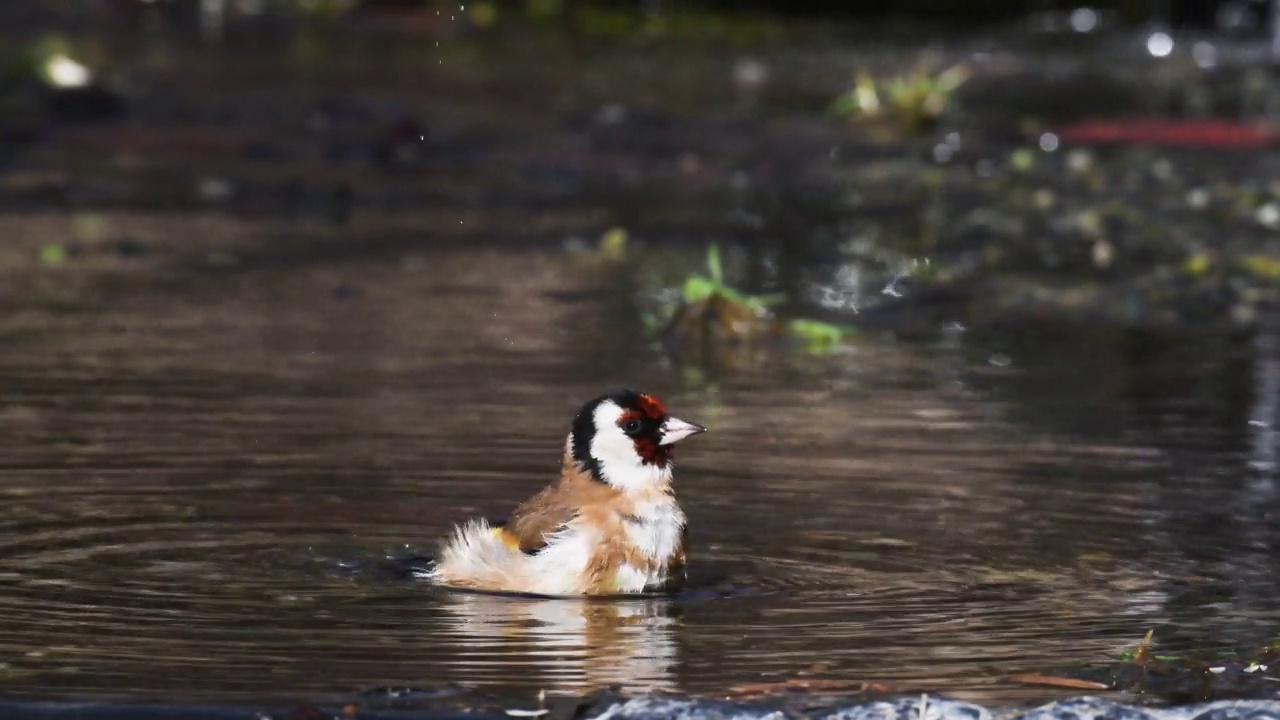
[428,390,706,596]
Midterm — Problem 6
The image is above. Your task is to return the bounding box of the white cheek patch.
[590,402,635,467]
[590,401,672,493]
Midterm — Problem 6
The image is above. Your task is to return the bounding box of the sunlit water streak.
[0,250,1274,706]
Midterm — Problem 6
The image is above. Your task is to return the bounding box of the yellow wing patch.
[490,526,523,551]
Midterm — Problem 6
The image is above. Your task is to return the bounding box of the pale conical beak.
[658,416,707,446]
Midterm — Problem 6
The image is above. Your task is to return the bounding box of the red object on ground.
[1055,118,1280,149]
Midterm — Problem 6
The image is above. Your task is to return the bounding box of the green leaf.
[1010,148,1036,172]
[1242,254,1280,279]
[706,243,723,286]
[40,244,66,265]
[829,90,860,117]
[599,226,628,260]
[682,275,718,304]
[716,285,747,305]
[788,318,849,354]
[936,64,971,93]
[789,318,844,342]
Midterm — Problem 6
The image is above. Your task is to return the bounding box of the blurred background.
[1,0,1280,714]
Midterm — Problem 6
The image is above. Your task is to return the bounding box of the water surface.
[1,244,1277,707]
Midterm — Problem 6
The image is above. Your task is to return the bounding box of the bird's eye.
[621,419,643,435]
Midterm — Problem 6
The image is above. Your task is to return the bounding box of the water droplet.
[1065,149,1092,173]
[1069,7,1098,33]
[1146,32,1174,58]
[1192,40,1216,68]
[1186,187,1211,210]
[1255,202,1280,230]
[45,54,92,88]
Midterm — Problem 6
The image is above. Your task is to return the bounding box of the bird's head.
[568,389,706,493]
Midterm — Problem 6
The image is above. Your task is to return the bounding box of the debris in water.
[1009,673,1112,690]
[726,677,892,697]
[652,244,851,360]
[1133,629,1155,668]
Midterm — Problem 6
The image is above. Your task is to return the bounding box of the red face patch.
[636,393,666,420]
[617,398,671,468]
[632,436,667,466]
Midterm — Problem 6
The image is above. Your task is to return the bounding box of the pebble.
[590,696,1280,720]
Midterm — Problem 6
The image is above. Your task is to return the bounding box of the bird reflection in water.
[437,591,680,694]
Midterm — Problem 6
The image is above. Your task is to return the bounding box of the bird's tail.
[427,519,531,591]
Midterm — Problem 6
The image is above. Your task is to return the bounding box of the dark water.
[1,246,1277,707]
[1,12,1279,708]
